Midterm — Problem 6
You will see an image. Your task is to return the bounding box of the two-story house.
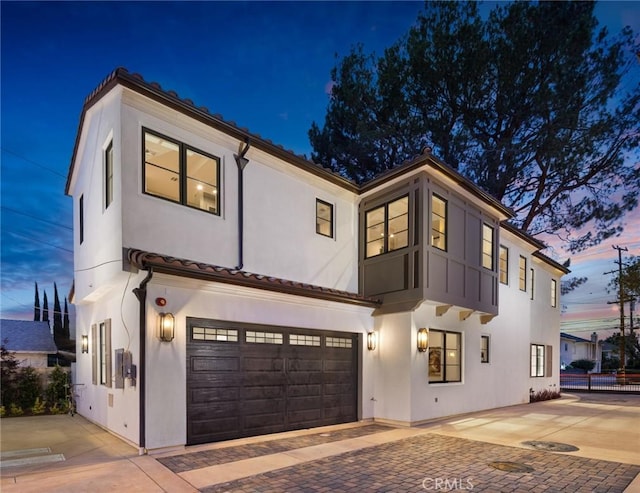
[66,68,569,452]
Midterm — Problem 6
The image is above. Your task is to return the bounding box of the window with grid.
[431,194,447,250]
[365,196,409,258]
[316,199,334,238]
[428,330,462,383]
[143,129,220,215]
[519,256,527,291]
[530,268,535,300]
[499,246,509,284]
[551,279,557,308]
[530,344,545,377]
[482,224,494,270]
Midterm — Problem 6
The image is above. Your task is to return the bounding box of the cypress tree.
[42,291,49,325]
[53,283,63,347]
[63,298,70,341]
[34,282,41,322]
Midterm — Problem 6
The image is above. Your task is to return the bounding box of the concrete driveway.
[1,393,639,492]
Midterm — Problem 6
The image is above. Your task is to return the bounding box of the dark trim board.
[186,318,359,445]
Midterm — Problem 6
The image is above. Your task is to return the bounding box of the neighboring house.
[66,68,569,452]
[0,319,58,368]
[560,332,599,371]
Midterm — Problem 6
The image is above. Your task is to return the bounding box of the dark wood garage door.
[186,318,359,445]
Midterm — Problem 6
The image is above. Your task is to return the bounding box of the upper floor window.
[551,279,558,307]
[481,335,490,363]
[365,196,408,258]
[316,199,334,238]
[519,256,527,291]
[499,245,509,284]
[105,141,114,209]
[79,194,84,245]
[429,329,462,383]
[530,268,535,300]
[143,129,220,215]
[431,194,447,251]
[482,224,494,270]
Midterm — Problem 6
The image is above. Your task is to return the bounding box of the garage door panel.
[187,320,358,445]
[191,387,240,404]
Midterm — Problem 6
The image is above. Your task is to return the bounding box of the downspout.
[132,267,153,454]
[234,139,251,270]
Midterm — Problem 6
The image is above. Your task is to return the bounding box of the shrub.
[571,359,596,372]
[31,397,46,415]
[14,367,42,410]
[9,403,24,416]
[46,365,70,407]
[0,406,5,417]
[530,389,561,403]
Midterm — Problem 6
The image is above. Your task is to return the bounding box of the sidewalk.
[1,393,639,492]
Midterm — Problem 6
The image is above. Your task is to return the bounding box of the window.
[326,337,352,348]
[551,279,557,307]
[530,268,535,300]
[92,319,112,387]
[530,344,545,377]
[482,224,494,270]
[519,256,527,291]
[431,194,447,250]
[79,195,84,244]
[365,196,409,258]
[428,330,462,383]
[481,335,490,363]
[316,199,333,238]
[192,327,238,341]
[143,129,220,214]
[290,334,321,346]
[246,331,283,344]
[105,141,114,209]
[499,246,509,284]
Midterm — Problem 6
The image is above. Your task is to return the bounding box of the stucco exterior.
[67,69,568,452]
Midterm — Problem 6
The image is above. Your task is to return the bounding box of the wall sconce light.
[81,334,89,354]
[158,313,175,342]
[367,332,377,351]
[417,328,428,352]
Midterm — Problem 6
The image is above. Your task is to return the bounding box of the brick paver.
[194,434,640,493]
[158,424,394,473]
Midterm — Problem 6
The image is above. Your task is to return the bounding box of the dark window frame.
[316,198,334,238]
[142,128,221,216]
[79,194,84,245]
[482,224,494,270]
[481,335,490,363]
[428,329,462,384]
[530,343,545,377]
[430,193,447,251]
[499,245,509,284]
[105,140,114,209]
[364,194,409,258]
[551,279,558,308]
[519,256,527,291]
[530,267,535,300]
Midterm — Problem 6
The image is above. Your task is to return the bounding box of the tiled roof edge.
[127,248,381,308]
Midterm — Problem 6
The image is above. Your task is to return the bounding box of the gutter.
[132,267,153,453]
[234,139,251,270]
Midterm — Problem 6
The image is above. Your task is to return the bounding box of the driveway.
[1,393,639,492]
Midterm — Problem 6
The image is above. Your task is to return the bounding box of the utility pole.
[613,245,628,383]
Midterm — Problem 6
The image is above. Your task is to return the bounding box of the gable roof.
[560,332,592,344]
[0,320,58,353]
[127,248,380,308]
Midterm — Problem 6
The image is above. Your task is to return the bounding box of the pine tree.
[42,291,49,325]
[63,298,70,341]
[53,283,63,347]
[34,282,41,322]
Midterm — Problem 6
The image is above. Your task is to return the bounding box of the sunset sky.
[1,1,638,339]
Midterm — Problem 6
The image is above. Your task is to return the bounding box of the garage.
[186,317,360,445]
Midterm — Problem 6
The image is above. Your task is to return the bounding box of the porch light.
[158,312,175,342]
[81,334,89,353]
[367,332,377,351]
[417,328,428,352]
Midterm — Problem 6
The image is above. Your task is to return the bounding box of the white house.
[0,320,57,369]
[560,332,599,371]
[66,68,569,452]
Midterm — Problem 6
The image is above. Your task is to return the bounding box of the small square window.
[316,199,334,238]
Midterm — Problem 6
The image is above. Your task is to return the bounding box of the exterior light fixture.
[367,332,377,351]
[158,313,175,342]
[417,328,428,352]
[81,334,89,354]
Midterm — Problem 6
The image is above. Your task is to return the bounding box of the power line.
[1,206,72,231]
[1,147,66,179]
[6,231,73,254]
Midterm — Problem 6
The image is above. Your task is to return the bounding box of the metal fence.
[560,373,640,394]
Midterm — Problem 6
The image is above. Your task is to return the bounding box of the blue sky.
[1,1,639,336]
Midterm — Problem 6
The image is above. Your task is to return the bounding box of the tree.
[604,331,640,369]
[53,283,63,347]
[42,290,49,325]
[609,256,640,303]
[34,282,41,322]
[63,298,70,342]
[310,1,640,252]
[1,341,19,406]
